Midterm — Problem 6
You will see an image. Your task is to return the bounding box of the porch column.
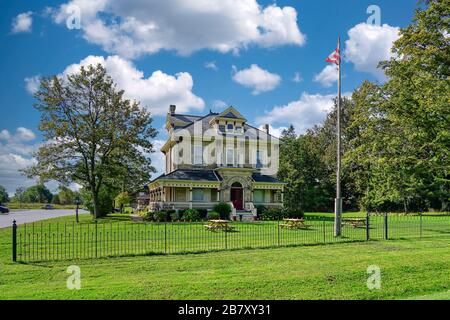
[216,188,220,202]
[189,186,193,209]
[281,189,284,204]
[163,187,167,202]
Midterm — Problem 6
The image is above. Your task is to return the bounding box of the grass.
[10,213,450,262]
[1,213,449,299]
[5,202,78,210]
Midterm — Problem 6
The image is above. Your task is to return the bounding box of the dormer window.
[218,125,226,133]
[226,124,234,132]
[235,126,243,134]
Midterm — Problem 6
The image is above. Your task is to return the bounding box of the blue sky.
[0,0,418,194]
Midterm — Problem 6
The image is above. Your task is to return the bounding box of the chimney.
[264,124,270,134]
[169,105,176,115]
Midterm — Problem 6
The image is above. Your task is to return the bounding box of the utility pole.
[334,36,342,237]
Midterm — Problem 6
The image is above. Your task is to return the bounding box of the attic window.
[235,126,243,133]
[227,124,234,132]
[219,125,226,133]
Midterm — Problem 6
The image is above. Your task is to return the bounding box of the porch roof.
[252,173,285,184]
[151,169,222,183]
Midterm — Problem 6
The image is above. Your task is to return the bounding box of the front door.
[231,186,244,210]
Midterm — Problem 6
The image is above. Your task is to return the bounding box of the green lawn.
[1,214,449,299]
[5,202,78,210]
[10,213,450,262]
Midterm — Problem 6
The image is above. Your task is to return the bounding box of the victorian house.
[148,105,285,219]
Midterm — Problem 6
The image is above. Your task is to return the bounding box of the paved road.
[0,209,88,228]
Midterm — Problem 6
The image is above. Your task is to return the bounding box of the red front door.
[231,187,244,210]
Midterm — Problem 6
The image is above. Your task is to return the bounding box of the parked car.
[42,204,54,210]
[0,206,9,213]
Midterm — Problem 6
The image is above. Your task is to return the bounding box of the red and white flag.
[326,48,340,65]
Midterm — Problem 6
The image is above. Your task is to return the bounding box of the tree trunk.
[92,186,101,219]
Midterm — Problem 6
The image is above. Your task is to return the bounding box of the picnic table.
[204,220,234,231]
[280,218,312,230]
[342,218,366,228]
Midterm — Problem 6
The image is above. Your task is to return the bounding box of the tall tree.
[24,64,157,218]
[0,185,9,204]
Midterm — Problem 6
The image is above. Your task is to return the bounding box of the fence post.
[419,211,423,239]
[12,220,17,262]
[277,218,280,247]
[225,225,228,250]
[95,220,98,258]
[384,212,388,240]
[322,216,326,243]
[365,212,370,241]
[164,221,167,254]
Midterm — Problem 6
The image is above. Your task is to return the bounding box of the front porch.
[147,169,285,219]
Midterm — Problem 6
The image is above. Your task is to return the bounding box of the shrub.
[153,211,167,222]
[183,209,201,222]
[256,205,266,217]
[207,211,220,220]
[170,211,181,222]
[195,208,208,219]
[213,202,232,220]
[282,208,304,219]
[261,207,282,221]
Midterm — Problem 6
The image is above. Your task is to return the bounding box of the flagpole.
[334,36,342,237]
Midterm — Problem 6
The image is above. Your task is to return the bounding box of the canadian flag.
[326,48,340,65]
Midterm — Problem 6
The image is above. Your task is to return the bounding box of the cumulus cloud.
[344,23,400,80]
[150,139,166,177]
[52,0,305,58]
[232,64,281,95]
[24,76,41,95]
[255,92,350,134]
[212,100,228,110]
[204,61,218,71]
[0,127,40,194]
[11,11,33,33]
[258,124,287,139]
[314,65,338,87]
[62,55,205,115]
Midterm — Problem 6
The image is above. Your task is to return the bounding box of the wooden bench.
[280,219,312,230]
[342,218,366,228]
[204,220,234,232]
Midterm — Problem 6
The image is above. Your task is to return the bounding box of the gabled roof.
[217,106,246,120]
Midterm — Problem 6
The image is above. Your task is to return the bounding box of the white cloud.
[314,65,338,87]
[256,92,349,134]
[232,64,281,95]
[292,72,302,83]
[16,127,36,141]
[52,0,305,59]
[204,61,218,71]
[150,139,166,178]
[212,100,228,110]
[62,55,205,115]
[11,11,33,33]
[0,127,40,194]
[258,124,286,139]
[344,23,400,80]
[24,76,41,95]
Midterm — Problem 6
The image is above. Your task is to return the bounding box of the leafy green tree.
[0,185,9,204]
[24,64,157,218]
[52,194,61,205]
[80,186,115,217]
[57,185,76,205]
[12,187,26,205]
[115,191,131,213]
[22,184,53,203]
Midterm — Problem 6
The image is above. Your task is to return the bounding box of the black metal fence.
[11,213,450,262]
